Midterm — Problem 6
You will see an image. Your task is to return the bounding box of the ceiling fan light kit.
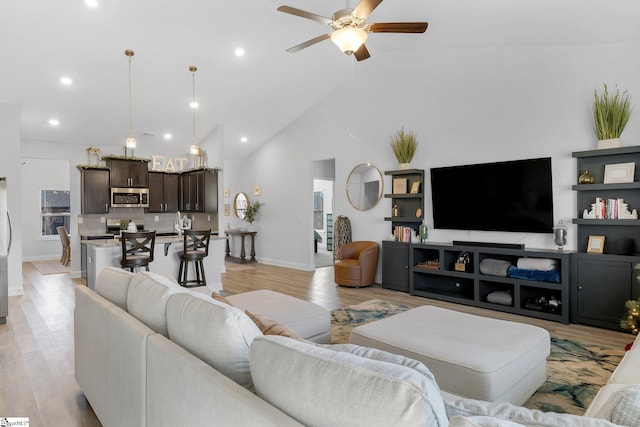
[277,0,428,61]
[331,27,368,54]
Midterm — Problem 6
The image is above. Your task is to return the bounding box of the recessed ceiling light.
[240,136,248,143]
[235,48,245,57]
[189,101,199,109]
[163,133,172,140]
[85,0,98,8]
[60,76,73,85]
[49,119,60,126]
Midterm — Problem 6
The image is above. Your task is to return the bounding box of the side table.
[225,230,257,263]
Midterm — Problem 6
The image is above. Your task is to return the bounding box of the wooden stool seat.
[178,229,211,288]
[120,231,156,272]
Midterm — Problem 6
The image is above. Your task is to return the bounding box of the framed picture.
[410,181,421,194]
[223,203,230,216]
[587,235,605,254]
[604,162,635,184]
[393,178,408,194]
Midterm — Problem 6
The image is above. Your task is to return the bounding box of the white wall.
[234,40,640,278]
[20,158,70,261]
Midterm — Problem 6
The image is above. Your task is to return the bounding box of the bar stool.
[178,229,211,287]
[56,226,71,267]
[120,231,156,272]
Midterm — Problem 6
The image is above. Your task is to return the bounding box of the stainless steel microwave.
[111,188,149,208]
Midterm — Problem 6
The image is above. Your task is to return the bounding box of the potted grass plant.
[593,83,632,149]
[390,127,418,169]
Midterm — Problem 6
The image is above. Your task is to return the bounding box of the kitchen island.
[81,234,227,292]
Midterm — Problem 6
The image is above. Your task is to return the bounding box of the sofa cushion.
[591,385,640,427]
[445,398,622,426]
[449,415,524,426]
[245,310,301,340]
[166,291,262,390]
[608,349,640,384]
[249,335,448,427]
[96,267,134,310]
[126,271,184,337]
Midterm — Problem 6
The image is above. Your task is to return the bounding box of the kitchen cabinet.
[148,172,179,213]
[81,168,110,214]
[108,158,149,188]
[180,169,218,213]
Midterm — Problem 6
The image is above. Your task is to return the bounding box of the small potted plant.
[390,127,418,169]
[244,199,263,226]
[593,83,632,149]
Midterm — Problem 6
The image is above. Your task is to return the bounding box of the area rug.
[330,300,625,415]
[31,259,70,275]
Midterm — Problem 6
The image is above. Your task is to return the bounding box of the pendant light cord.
[190,66,198,145]
[126,50,135,139]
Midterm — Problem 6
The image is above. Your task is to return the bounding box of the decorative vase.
[597,138,621,150]
[398,163,411,170]
[553,220,567,249]
[578,170,595,184]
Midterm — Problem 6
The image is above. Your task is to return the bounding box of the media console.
[407,242,571,324]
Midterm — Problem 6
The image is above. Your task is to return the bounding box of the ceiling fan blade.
[286,34,332,53]
[354,44,371,61]
[369,22,429,33]
[277,6,333,26]
[352,0,383,19]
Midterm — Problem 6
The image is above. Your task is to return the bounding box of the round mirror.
[234,192,249,219]
[346,163,384,211]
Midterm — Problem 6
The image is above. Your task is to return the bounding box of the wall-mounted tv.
[430,157,554,234]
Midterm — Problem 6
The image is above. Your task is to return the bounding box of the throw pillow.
[449,415,525,427]
[211,292,233,306]
[592,384,640,427]
[245,310,301,340]
[250,336,449,427]
[446,398,621,427]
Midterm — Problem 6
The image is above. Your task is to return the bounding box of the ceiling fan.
[277,0,428,61]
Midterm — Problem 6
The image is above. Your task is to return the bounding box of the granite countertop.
[81,235,226,247]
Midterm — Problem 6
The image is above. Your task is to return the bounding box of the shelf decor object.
[593,83,632,150]
[578,169,595,184]
[553,220,568,249]
[587,235,605,254]
[604,162,635,184]
[390,127,418,169]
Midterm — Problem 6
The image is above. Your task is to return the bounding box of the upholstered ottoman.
[227,290,331,344]
[349,305,550,405]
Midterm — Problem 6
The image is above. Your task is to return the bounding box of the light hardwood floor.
[0,261,633,425]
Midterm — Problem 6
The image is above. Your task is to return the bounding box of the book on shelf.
[394,226,414,243]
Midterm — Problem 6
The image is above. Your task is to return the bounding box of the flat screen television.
[430,157,554,234]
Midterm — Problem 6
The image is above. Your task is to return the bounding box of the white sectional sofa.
[74,267,639,427]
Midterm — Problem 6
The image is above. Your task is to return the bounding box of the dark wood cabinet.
[108,158,149,188]
[148,172,179,213]
[382,240,410,292]
[410,242,571,323]
[180,169,218,213]
[571,256,634,330]
[81,168,110,214]
[571,146,640,330]
[384,169,424,238]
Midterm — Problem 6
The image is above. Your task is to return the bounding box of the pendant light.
[124,49,136,157]
[189,65,204,168]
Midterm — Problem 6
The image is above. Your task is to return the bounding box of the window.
[41,189,70,237]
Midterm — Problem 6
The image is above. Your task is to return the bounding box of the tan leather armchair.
[334,241,379,288]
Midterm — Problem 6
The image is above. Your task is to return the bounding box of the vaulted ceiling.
[1,0,638,160]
